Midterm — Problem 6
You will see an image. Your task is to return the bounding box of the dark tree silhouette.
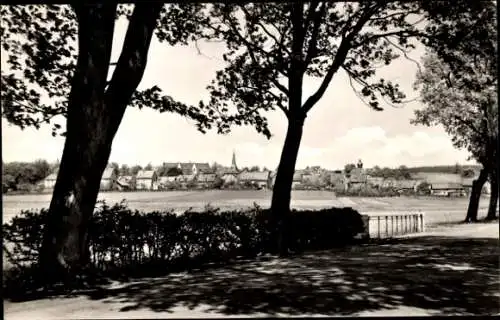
[1,4,211,278]
[188,1,488,253]
[412,2,497,221]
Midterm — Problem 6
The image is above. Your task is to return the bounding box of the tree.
[144,163,153,171]
[344,163,356,175]
[211,176,224,189]
[249,165,260,172]
[412,2,497,221]
[166,167,183,176]
[120,164,130,176]
[396,165,411,180]
[131,165,143,176]
[185,1,485,254]
[108,162,119,171]
[36,160,51,178]
[1,4,210,277]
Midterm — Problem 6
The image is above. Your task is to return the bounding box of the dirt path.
[4,223,499,319]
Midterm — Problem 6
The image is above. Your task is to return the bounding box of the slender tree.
[412,51,497,221]
[412,2,497,221]
[187,2,490,253]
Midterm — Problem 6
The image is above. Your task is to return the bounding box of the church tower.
[357,159,363,169]
[231,150,238,171]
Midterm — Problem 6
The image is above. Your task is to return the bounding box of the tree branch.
[304,2,326,65]
[302,4,381,114]
[385,36,422,74]
[267,90,289,118]
[104,3,163,131]
[354,29,426,48]
[223,13,290,96]
[239,5,291,55]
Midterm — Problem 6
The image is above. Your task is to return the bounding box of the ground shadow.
[34,235,497,316]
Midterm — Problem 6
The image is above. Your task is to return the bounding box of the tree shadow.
[50,236,500,316]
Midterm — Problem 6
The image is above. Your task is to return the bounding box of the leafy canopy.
[186,2,432,138]
[412,1,497,167]
[0,4,211,136]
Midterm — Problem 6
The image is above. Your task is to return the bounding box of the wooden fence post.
[377,216,381,238]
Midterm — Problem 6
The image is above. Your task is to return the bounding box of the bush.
[336,185,399,197]
[3,201,365,288]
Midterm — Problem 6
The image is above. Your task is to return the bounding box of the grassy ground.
[4,222,498,319]
[2,190,493,225]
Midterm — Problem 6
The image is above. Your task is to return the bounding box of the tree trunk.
[268,2,306,256]
[270,116,305,255]
[39,3,162,281]
[486,171,498,220]
[465,167,489,222]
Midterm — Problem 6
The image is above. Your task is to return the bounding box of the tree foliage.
[2,159,51,186]
[411,1,497,167]
[412,50,497,168]
[0,4,211,136]
[188,2,434,137]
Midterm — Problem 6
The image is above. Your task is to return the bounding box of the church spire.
[231,150,238,171]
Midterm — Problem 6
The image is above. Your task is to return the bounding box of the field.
[2,190,493,227]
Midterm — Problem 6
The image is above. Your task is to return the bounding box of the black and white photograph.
[2,1,498,318]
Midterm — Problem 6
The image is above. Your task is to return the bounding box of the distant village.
[38,152,491,197]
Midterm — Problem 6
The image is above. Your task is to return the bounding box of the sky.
[1,14,476,171]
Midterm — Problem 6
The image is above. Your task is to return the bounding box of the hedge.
[3,201,364,290]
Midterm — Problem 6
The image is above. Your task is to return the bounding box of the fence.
[359,212,425,239]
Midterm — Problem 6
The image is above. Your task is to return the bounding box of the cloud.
[302,126,474,169]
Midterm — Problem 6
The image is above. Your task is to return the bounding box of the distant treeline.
[2,160,55,192]
[361,164,480,180]
[2,160,481,193]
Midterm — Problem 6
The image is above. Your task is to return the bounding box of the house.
[43,172,58,190]
[100,168,118,191]
[218,166,239,185]
[179,174,197,182]
[461,177,491,195]
[268,170,306,190]
[163,162,213,175]
[193,163,212,174]
[330,171,346,191]
[116,175,136,191]
[366,176,385,188]
[302,172,322,186]
[393,179,419,194]
[430,182,465,197]
[158,176,174,189]
[136,170,159,190]
[346,167,367,190]
[381,178,396,189]
[238,170,271,189]
[292,171,304,189]
[306,166,322,174]
[197,173,217,187]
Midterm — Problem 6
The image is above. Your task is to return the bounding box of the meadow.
[2,190,492,227]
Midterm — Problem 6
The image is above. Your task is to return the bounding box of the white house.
[238,170,271,189]
[136,170,158,190]
[100,168,118,191]
[43,172,58,190]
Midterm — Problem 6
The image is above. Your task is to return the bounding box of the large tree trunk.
[465,167,489,222]
[39,3,162,281]
[486,171,498,220]
[270,116,305,255]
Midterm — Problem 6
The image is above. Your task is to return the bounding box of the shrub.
[3,201,365,290]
